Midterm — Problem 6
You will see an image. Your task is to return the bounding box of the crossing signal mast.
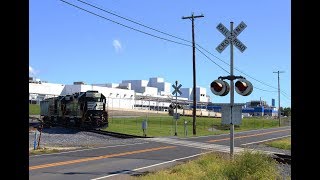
[211,21,253,159]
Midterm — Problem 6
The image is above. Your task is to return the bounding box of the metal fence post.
[33,130,37,150]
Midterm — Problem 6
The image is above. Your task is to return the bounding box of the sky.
[29,0,291,108]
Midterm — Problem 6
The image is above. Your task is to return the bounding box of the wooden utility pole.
[182,13,204,135]
[273,71,285,126]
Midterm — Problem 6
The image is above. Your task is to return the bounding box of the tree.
[282,107,291,116]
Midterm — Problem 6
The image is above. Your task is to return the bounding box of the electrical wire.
[76,0,193,44]
[195,47,230,74]
[281,92,291,101]
[60,0,192,47]
[61,0,289,95]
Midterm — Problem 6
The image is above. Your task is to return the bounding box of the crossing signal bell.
[210,79,230,96]
[235,78,253,96]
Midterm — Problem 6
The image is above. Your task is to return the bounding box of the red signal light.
[235,78,253,96]
[210,80,230,96]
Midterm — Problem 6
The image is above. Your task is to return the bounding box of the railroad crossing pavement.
[29,126,290,180]
[143,126,291,155]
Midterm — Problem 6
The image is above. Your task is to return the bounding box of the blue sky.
[29,0,291,108]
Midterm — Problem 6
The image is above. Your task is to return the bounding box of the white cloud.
[29,66,35,75]
[112,39,122,53]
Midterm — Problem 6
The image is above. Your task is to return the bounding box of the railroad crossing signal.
[235,78,253,96]
[216,21,247,53]
[210,79,230,96]
[172,83,182,95]
[172,80,182,136]
[210,78,253,97]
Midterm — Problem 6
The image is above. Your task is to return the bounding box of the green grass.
[29,147,60,155]
[264,137,291,150]
[29,104,40,115]
[132,150,282,180]
[104,116,282,137]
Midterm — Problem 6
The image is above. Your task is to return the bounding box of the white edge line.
[30,142,149,157]
[91,152,209,180]
[178,126,290,139]
[241,135,291,146]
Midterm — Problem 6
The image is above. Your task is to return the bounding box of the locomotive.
[40,90,109,129]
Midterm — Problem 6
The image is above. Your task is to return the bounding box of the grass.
[29,103,289,137]
[132,150,282,180]
[29,147,60,155]
[104,116,284,137]
[264,137,291,150]
[29,104,40,115]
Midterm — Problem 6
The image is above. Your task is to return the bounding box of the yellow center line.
[207,129,291,143]
[30,145,176,170]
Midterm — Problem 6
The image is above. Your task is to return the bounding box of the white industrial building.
[180,87,210,102]
[29,81,65,104]
[29,77,211,111]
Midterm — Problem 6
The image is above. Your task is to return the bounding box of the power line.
[281,92,291,101]
[196,44,230,66]
[60,0,192,47]
[195,48,279,93]
[280,90,291,98]
[192,26,278,90]
[196,47,229,74]
[77,0,281,92]
[196,44,279,90]
[62,0,288,95]
[254,87,277,92]
[76,0,251,81]
[76,0,193,44]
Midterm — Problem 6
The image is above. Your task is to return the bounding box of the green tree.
[282,107,291,116]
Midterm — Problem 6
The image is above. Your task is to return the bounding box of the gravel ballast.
[29,126,147,150]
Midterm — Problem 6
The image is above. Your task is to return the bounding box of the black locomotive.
[40,90,108,129]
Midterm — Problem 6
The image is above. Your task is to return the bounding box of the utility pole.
[230,22,235,158]
[182,13,204,135]
[273,71,284,126]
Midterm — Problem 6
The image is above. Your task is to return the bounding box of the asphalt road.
[29,126,291,180]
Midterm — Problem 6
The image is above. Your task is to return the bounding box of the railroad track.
[41,121,152,139]
[272,153,291,164]
[87,129,152,139]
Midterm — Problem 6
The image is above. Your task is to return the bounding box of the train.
[168,103,221,118]
[40,90,109,129]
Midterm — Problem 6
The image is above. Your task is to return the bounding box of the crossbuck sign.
[172,84,182,95]
[216,21,247,53]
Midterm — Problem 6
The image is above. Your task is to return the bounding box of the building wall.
[198,87,208,102]
[147,77,171,95]
[62,84,135,109]
[29,82,65,103]
[179,87,209,102]
[29,82,65,95]
[122,80,149,93]
[163,82,171,94]
[141,86,158,96]
[30,77,211,109]
[134,99,171,111]
[180,88,192,100]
